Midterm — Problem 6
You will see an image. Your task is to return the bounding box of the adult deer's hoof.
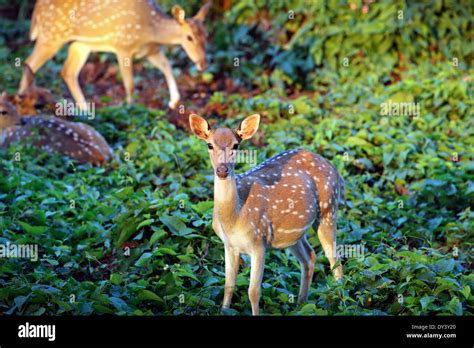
[168,98,180,110]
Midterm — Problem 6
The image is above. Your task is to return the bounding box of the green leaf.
[347,136,372,148]
[153,247,177,256]
[460,285,471,299]
[136,218,154,230]
[137,290,165,305]
[446,297,462,315]
[295,304,328,315]
[419,296,434,310]
[149,229,166,245]
[108,297,131,312]
[110,273,123,285]
[434,259,455,274]
[159,214,192,236]
[114,186,134,199]
[17,221,48,235]
[135,252,153,267]
[192,201,214,213]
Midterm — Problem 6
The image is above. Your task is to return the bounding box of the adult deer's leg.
[222,245,240,310]
[117,52,134,105]
[317,219,343,280]
[289,236,316,304]
[248,247,265,315]
[61,42,91,110]
[19,41,63,94]
[146,50,180,109]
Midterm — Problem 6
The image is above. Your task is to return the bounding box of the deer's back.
[1,116,112,165]
[236,149,344,248]
[32,0,157,48]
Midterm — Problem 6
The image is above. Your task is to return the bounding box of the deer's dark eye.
[232,143,239,150]
[207,143,213,150]
[187,35,193,42]
[0,110,7,115]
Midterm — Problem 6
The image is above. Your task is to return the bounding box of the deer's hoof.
[168,98,179,110]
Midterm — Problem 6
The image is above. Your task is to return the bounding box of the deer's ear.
[194,1,211,21]
[172,5,186,24]
[236,114,260,140]
[189,114,211,141]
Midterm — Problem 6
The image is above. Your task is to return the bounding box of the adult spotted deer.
[189,114,345,315]
[19,0,211,110]
[0,92,112,165]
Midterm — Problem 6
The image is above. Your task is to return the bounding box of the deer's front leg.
[222,245,240,310]
[146,50,180,109]
[248,247,265,315]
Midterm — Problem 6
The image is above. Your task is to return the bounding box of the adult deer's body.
[0,93,112,165]
[190,114,344,315]
[19,0,210,110]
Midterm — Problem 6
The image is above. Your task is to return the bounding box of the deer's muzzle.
[216,164,229,179]
[196,59,207,71]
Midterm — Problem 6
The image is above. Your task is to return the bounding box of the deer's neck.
[150,15,183,45]
[213,175,240,228]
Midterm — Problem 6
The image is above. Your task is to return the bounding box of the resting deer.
[189,114,345,315]
[19,0,211,110]
[0,92,112,165]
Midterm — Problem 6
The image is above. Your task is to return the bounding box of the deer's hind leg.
[317,217,343,280]
[116,51,134,105]
[289,235,316,304]
[19,41,63,94]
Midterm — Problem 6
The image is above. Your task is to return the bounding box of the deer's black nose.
[216,165,229,179]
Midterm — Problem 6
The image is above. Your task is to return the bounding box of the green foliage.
[0,0,472,316]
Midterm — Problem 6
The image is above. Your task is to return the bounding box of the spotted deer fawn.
[190,114,344,315]
[14,65,56,115]
[19,0,211,110]
[0,92,112,165]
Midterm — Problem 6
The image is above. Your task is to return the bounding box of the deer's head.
[0,92,21,129]
[172,2,211,71]
[190,114,260,179]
